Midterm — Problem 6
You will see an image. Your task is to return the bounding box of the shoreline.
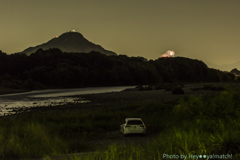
[3,82,238,116]
[0,85,136,96]
[1,82,240,116]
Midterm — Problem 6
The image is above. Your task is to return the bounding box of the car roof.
[125,118,142,121]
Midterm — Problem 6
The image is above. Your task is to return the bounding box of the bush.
[172,87,185,95]
[202,84,225,91]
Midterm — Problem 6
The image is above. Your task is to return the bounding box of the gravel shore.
[2,82,240,115]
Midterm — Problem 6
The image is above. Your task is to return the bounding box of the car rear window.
[127,120,143,125]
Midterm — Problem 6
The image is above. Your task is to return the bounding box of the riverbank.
[1,82,238,117]
[0,82,240,159]
[24,82,240,113]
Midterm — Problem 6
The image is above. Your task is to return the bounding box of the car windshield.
[127,120,143,125]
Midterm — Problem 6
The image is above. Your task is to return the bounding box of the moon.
[161,50,175,57]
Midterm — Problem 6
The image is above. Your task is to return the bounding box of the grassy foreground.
[92,90,240,160]
[0,89,240,159]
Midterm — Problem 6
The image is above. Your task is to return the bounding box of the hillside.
[0,49,235,90]
[22,31,116,56]
[230,68,240,76]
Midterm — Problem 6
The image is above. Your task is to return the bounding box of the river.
[0,86,135,116]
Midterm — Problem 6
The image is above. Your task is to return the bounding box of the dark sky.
[1,0,240,71]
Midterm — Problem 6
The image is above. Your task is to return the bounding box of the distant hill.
[21,31,117,56]
[230,68,240,76]
[0,49,235,90]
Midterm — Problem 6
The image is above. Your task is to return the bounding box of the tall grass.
[0,89,240,159]
[0,99,176,159]
[89,90,240,160]
[0,120,66,159]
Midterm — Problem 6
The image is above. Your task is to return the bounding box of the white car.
[120,118,146,136]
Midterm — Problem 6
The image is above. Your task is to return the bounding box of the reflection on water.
[29,86,135,97]
[0,86,135,98]
[0,86,135,116]
[0,97,90,116]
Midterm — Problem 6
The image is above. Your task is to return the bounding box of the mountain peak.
[53,31,85,43]
[22,31,117,56]
[59,30,84,37]
[230,68,240,76]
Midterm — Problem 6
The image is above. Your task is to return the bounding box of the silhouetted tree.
[0,48,234,89]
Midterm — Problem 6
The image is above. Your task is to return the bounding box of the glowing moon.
[161,50,175,57]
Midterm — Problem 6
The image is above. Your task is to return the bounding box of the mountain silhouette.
[22,31,117,56]
[230,68,240,76]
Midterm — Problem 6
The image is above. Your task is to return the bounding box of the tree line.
[0,48,235,90]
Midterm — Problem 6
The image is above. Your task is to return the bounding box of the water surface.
[0,86,135,116]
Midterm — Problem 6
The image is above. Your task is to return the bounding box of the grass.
[90,90,240,160]
[0,121,66,159]
[0,86,240,159]
[0,99,176,159]
[191,84,226,91]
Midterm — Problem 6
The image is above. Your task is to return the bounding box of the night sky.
[1,0,240,71]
